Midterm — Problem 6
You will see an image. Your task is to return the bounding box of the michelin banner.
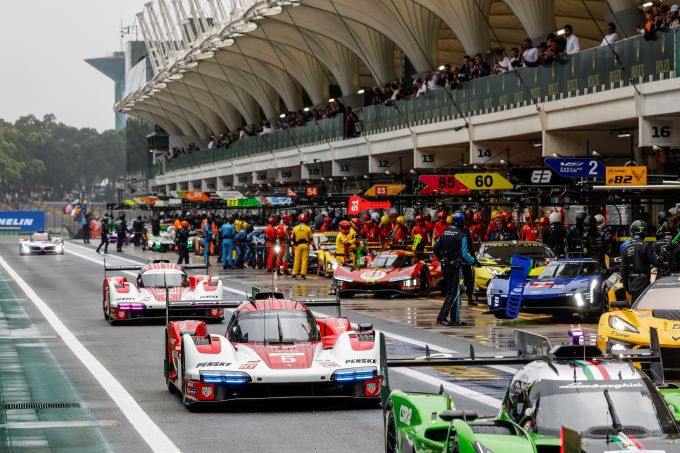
[0,211,46,232]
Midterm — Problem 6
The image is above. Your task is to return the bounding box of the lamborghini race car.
[333,250,442,297]
[487,257,606,320]
[474,241,555,293]
[598,276,680,369]
[102,261,223,324]
[164,292,381,409]
[314,232,339,277]
[18,231,64,255]
[384,328,680,452]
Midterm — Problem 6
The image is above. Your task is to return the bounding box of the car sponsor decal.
[530,282,553,288]
[196,361,231,367]
[569,360,611,381]
[201,386,213,398]
[359,270,387,282]
[337,318,347,330]
[558,382,643,390]
[364,381,380,397]
[268,352,304,357]
[316,360,340,368]
[345,358,376,364]
[239,361,259,370]
[399,405,412,425]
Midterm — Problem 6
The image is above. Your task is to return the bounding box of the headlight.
[331,367,377,382]
[589,279,599,304]
[388,276,409,282]
[574,292,585,307]
[334,276,353,283]
[329,262,338,270]
[21,244,29,252]
[609,316,639,333]
[487,267,504,276]
[401,277,418,288]
[200,371,251,384]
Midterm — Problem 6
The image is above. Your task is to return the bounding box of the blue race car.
[486,257,606,321]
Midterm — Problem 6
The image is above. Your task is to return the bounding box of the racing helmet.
[371,212,380,223]
[437,210,447,220]
[396,216,406,225]
[323,216,332,224]
[283,214,292,224]
[594,214,605,229]
[630,220,647,237]
[339,220,351,233]
[499,212,509,221]
[446,215,453,224]
[298,213,308,223]
[583,215,595,229]
[540,216,549,227]
[389,212,398,221]
[363,214,371,223]
[574,212,586,225]
[350,218,360,228]
[548,212,561,224]
[452,211,466,225]
[490,210,500,220]
[658,210,668,225]
[415,215,424,224]
[269,217,277,226]
[181,221,190,229]
[473,213,482,223]
[380,215,390,226]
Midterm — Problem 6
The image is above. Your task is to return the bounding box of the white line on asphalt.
[391,367,502,407]
[65,242,512,407]
[0,255,180,453]
[0,420,121,429]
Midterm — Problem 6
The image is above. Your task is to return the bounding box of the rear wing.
[104,259,207,275]
[249,289,342,317]
[379,327,664,408]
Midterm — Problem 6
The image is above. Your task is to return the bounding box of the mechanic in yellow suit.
[291,213,316,280]
[336,220,356,266]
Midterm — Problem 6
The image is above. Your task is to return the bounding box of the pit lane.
[0,238,598,452]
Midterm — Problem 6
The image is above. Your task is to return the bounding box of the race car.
[164,292,382,409]
[314,232,339,277]
[102,261,223,324]
[148,231,176,252]
[384,328,680,452]
[486,257,606,320]
[18,231,64,255]
[598,275,680,369]
[332,250,442,297]
[474,240,555,294]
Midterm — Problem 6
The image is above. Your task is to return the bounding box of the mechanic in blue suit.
[234,226,248,269]
[202,216,214,266]
[433,211,476,326]
[219,218,236,270]
[245,225,258,268]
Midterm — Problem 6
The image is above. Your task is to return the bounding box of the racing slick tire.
[103,297,109,321]
[165,332,178,394]
[384,401,398,453]
[180,337,198,411]
[18,247,25,256]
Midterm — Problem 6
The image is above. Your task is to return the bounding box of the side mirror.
[610,300,629,310]
[358,323,373,332]
[524,407,533,418]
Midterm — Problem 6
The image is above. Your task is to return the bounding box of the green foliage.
[0,114,125,192]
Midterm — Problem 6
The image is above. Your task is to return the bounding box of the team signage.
[544,157,605,178]
[348,196,391,215]
[418,175,471,195]
[605,166,648,186]
[509,168,573,186]
[364,184,405,197]
[455,173,514,190]
[0,211,45,232]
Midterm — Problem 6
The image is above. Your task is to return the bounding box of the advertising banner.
[0,211,46,232]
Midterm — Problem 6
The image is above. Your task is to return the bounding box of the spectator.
[668,5,680,28]
[208,135,215,149]
[343,106,359,138]
[414,79,427,97]
[600,22,620,46]
[448,66,461,89]
[426,71,439,91]
[492,49,512,74]
[259,121,273,135]
[458,55,473,82]
[563,24,580,54]
[509,47,522,68]
[471,53,491,78]
[521,39,539,67]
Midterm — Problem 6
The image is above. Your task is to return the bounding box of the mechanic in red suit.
[320,216,333,232]
[362,213,382,243]
[275,214,291,275]
[470,213,485,243]
[433,210,449,240]
[264,217,278,272]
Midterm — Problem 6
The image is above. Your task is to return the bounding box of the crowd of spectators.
[638,3,680,39]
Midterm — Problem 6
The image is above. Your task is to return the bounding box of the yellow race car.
[314,232,339,277]
[598,275,680,368]
[473,240,556,294]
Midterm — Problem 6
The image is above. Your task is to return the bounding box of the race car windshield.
[315,235,337,251]
[229,310,319,343]
[369,254,415,269]
[634,287,680,310]
[31,233,50,242]
[528,379,677,437]
[539,261,600,279]
[139,271,188,288]
[482,244,554,264]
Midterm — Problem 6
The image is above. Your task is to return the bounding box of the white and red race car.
[164,292,382,409]
[103,261,223,324]
[18,231,64,255]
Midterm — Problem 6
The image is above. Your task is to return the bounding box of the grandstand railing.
[152,30,677,176]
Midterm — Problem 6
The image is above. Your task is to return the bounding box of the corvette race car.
[314,232,339,277]
[598,275,680,369]
[474,241,555,294]
[487,257,606,320]
[384,328,680,452]
[333,250,442,297]
[102,261,223,324]
[164,292,382,409]
[18,231,64,255]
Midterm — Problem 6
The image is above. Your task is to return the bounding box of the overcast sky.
[0,0,148,132]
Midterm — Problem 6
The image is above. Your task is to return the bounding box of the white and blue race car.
[486,257,606,320]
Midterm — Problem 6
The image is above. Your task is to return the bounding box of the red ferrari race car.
[103,260,224,324]
[164,292,382,409]
[332,249,442,297]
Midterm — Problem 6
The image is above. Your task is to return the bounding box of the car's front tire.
[419,270,430,296]
[384,401,398,453]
